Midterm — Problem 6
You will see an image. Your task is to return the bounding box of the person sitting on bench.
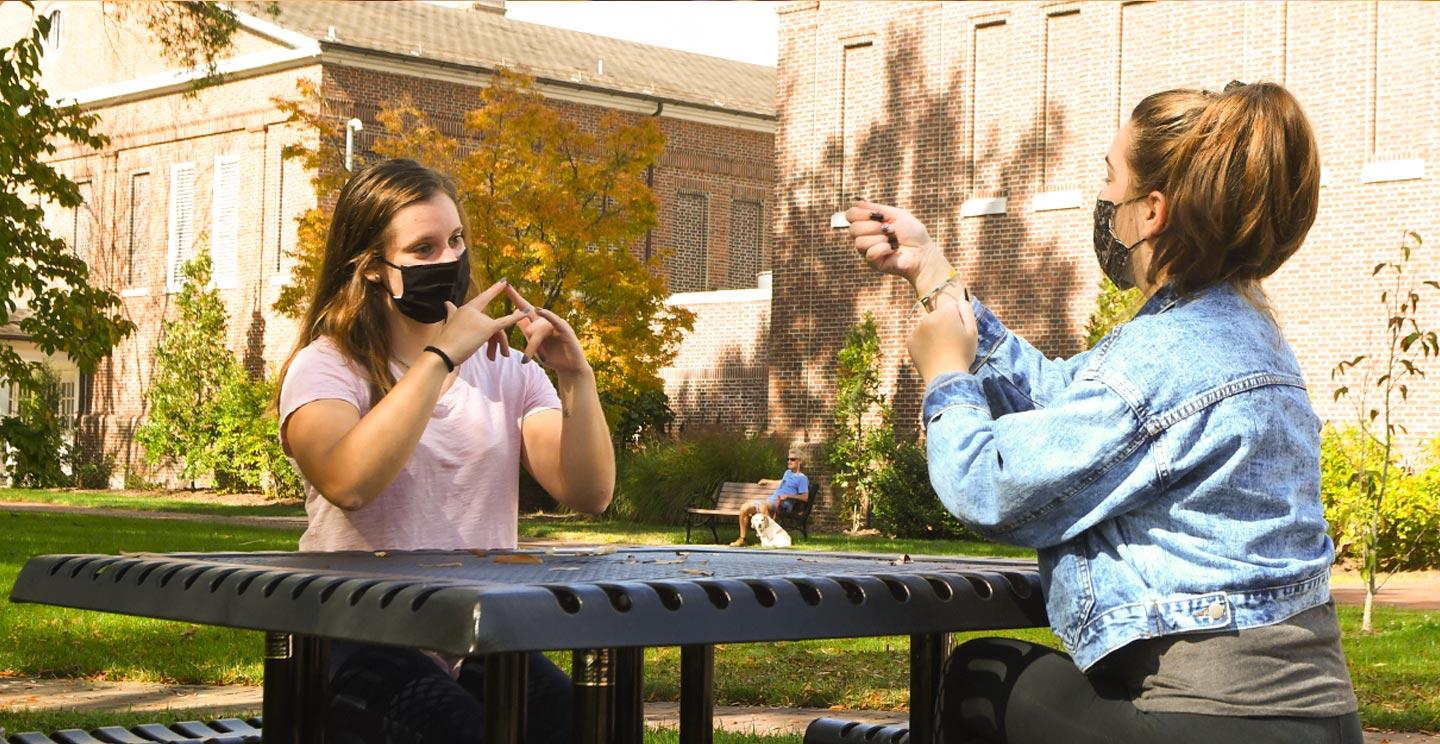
[731,450,809,547]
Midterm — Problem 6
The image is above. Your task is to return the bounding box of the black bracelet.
[423,345,455,373]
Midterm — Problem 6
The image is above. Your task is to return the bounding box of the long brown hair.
[277,158,470,404]
[1128,81,1321,315]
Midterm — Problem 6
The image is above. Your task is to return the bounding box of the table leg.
[262,632,328,744]
[613,647,645,744]
[909,632,951,744]
[262,632,295,744]
[484,652,529,744]
[572,648,613,744]
[679,644,713,744]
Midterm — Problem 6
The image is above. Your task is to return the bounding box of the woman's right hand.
[433,280,529,365]
[846,200,954,292]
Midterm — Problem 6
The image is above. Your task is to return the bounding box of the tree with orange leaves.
[273,71,693,444]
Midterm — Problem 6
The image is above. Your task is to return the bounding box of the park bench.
[2,717,262,744]
[684,479,817,543]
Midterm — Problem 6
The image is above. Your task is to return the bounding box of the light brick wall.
[774,0,1440,512]
[659,291,771,436]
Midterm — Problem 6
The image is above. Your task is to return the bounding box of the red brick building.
[2,1,775,485]
[769,0,1440,491]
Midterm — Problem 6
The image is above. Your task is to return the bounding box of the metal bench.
[2,717,262,744]
[805,717,911,744]
[684,479,816,542]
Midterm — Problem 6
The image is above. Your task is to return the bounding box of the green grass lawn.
[1,503,1437,734]
[0,487,304,518]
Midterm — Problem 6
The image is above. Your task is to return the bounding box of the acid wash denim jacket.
[922,281,1334,671]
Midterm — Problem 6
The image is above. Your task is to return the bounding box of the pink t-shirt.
[278,337,561,552]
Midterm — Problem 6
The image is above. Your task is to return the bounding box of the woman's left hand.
[506,285,590,375]
[907,287,979,384]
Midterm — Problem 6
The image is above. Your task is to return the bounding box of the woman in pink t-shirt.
[277,158,613,743]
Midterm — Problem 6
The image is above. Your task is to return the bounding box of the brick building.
[1,0,777,485]
[769,0,1440,501]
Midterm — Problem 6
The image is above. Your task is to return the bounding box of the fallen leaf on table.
[373,551,389,558]
[468,549,489,558]
[419,562,463,568]
[494,554,543,565]
[680,568,714,576]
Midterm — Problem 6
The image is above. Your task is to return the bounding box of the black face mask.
[1092,197,1145,290]
[378,250,471,324]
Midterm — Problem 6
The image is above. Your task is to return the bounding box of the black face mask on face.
[1092,196,1146,290]
[378,250,471,324]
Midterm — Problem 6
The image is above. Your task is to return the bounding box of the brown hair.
[277,158,470,404]
[1127,81,1321,314]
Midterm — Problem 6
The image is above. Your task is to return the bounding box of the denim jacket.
[922,282,1334,671]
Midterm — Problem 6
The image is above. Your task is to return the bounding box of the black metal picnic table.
[8,546,1047,744]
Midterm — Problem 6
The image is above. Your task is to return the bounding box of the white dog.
[750,513,792,548]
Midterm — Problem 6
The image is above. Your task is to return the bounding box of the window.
[167,162,195,291]
[128,172,151,287]
[671,192,709,293]
[57,377,76,420]
[727,200,764,289]
[211,155,240,289]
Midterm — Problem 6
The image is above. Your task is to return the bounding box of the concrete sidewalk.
[1,676,1436,742]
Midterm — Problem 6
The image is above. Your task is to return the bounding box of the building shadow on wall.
[772,23,1084,453]
[670,342,770,436]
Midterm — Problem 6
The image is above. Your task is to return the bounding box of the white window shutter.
[167,162,195,291]
[211,155,240,289]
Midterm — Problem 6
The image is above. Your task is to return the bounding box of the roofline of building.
[49,8,774,135]
[320,42,776,133]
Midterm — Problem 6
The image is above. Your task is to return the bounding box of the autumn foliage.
[273,71,693,435]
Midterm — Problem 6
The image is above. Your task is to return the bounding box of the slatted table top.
[10,547,1048,655]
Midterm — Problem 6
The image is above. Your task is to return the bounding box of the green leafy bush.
[871,436,975,540]
[1321,425,1440,571]
[608,431,786,525]
[1083,277,1143,348]
[0,365,68,487]
[135,252,299,498]
[68,426,116,489]
[602,386,675,451]
[827,313,887,531]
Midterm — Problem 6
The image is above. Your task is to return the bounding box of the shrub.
[1321,425,1440,571]
[67,428,115,489]
[1083,276,1143,348]
[608,431,786,525]
[827,313,887,531]
[871,437,976,540]
[0,364,68,487]
[136,251,300,498]
[209,369,302,499]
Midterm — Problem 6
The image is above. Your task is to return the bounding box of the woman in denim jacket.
[847,82,1360,743]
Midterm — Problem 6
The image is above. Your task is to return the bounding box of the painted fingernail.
[964,288,971,301]
[520,355,530,364]
[870,212,884,222]
[880,224,892,234]
[888,233,899,250]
